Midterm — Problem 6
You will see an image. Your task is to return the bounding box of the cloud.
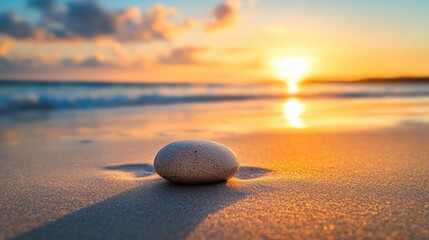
[0,1,247,70]
[0,13,36,39]
[1,0,243,42]
[1,46,211,71]
[117,4,195,42]
[62,54,117,68]
[0,0,195,42]
[61,1,116,38]
[0,53,118,72]
[116,6,142,25]
[0,38,14,55]
[0,56,47,71]
[158,47,208,65]
[206,1,241,32]
[95,39,130,59]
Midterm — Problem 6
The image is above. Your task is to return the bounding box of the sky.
[0,0,428,83]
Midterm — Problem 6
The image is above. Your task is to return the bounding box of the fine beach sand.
[1,126,429,239]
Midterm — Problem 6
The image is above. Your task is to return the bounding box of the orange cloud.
[0,38,14,55]
[206,1,241,32]
[117,4,195,42]
[0,0,249,44]
[0,1,250,73]
[116,6,142,25]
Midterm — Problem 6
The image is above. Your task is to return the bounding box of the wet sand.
[1,126,428,239]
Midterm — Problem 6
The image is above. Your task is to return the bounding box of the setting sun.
[272,57,311,94]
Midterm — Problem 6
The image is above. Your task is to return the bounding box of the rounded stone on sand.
[154,140,239,184]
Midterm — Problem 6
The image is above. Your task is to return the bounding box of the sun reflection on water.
[283,98,307,128]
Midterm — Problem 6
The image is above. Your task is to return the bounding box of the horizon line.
[1,76,429,86]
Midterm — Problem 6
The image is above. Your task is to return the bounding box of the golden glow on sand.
[283,98,306,128]
[271,57,311,94]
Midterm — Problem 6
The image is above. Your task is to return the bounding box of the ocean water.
[1,80,429,147]
[1,80,429,112]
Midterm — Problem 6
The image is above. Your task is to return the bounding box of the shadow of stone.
[14,179,247,240]
[235,166,272,180]
[104,164,155,178]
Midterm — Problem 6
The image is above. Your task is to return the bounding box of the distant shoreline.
[306,77,429,84]
[1,76,429,86]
